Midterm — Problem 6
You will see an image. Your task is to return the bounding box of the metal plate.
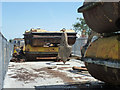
[78,2,120,33]
[85,62,120,85]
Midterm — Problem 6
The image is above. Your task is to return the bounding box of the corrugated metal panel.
[72,37,87,57]
[0,32,13,89]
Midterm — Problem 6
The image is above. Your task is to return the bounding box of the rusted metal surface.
[36,57,57,59]
[81,34,120,84]
[82,57,120,69]
[78,1,120,85]
[81,31,100,57]
[24,32,77,46]
[78,2,101,12]
[72,66,87,71]
[78,2,120,33]
[25,45,58,52]
[85,62,120,85]
[58,32,72,64]
[85,35,120,60]
[24,30,76,60]
[25,53,58,60]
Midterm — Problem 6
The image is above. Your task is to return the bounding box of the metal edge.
[78,2,101,12]
[82,57,120,69]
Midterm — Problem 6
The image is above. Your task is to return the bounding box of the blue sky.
[2,2,83,40]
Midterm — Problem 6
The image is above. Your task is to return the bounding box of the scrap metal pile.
[10,46,25,62]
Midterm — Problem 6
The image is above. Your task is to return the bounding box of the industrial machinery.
[78,2,120,85]
[24,28,76,61]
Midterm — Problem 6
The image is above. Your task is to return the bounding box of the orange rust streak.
[36,57,57,59]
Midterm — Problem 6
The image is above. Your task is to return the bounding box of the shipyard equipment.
[78,2,120,85]
[24,28,76,61]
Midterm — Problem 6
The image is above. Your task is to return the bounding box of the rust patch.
[57,67,71,70]
[9,68,40,83]
[85,62,120,85]
[32,67,75,83]
[36,57,57,59]
[74,77,83,79]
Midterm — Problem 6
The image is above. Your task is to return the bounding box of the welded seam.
[82,57,120,69]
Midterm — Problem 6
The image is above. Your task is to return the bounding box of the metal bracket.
[58,32,72,64]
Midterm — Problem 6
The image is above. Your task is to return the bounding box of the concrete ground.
[3,59,112,89]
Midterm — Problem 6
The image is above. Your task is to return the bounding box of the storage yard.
[3,59,120,89]
[1,1,120,90]
[4,59,104,89]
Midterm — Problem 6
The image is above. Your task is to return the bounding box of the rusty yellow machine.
[24,28,76,61]
[78,2,120,85]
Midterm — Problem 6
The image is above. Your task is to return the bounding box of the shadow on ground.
[34,81,120,89]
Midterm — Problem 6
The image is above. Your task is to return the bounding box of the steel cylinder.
[78,2,120,33]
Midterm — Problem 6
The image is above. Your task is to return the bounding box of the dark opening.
[116,18,120,29]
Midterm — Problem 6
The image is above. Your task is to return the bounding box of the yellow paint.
[25,29,75,33]
[25,44,58,52]
[86,36,120,60]
[13,46,19,54]
[13,49,17,53]
[23,45,25,52]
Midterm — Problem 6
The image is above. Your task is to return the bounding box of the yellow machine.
[24,28,76,60]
